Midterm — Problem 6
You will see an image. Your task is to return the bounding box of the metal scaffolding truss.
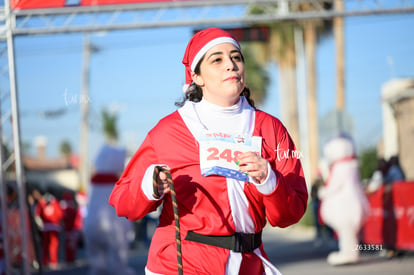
[1,0,414,37]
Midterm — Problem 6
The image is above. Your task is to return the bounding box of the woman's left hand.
[237,152,268,183]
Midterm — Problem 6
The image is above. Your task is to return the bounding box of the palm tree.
[301,2,334,181]
[334,0,345,126]
[242,43,270,105]
[247,2,334,181]
[303,21,320,181]
[101,108,119,144]
[59,140,72,167]
[248,4,301,147]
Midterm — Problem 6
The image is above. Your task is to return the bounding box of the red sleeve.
[55,201,64,221]
[254,111,308,228]
[108,132,162,221]
[35,200,45,217]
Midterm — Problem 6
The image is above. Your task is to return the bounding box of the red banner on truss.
[11,0,191,10]
[11,0,66,9]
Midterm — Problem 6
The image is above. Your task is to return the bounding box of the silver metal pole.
[0,102,12,275]
[4,0,31,274]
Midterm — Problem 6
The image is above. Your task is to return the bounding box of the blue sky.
[7,11,414,163]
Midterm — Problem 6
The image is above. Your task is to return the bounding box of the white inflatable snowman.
[83,143,136,275]
[319,134,370,265]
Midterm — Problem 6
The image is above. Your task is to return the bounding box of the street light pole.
[79,33,91,194]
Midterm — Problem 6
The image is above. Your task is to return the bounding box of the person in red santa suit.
[35,190,63,268]
[60,191,82,264]
[109,27,308,275]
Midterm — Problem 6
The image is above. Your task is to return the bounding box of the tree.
[247,2,334,181]
[242,43,269,105]
[359,147,378,181]
[60,140,72,155]
[101,108,119,143]
[60,140,72,167]
[301,1,333,181]
[248,4,300,146]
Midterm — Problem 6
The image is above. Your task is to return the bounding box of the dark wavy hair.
[175,55,255,108]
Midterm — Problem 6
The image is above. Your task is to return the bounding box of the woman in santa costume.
[109,27,308,275]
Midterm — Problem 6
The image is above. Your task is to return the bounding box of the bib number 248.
[206,147,242,163]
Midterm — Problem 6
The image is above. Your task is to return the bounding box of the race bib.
[199,132,262,182]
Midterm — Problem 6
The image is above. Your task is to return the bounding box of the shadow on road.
[264,238,334,266]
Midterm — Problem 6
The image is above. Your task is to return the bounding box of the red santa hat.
[182,27,241,92]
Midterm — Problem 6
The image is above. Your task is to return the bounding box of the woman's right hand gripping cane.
[153,166,171,199]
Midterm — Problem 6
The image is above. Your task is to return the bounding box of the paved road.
[38,225,414,275]
[263,226,414,275]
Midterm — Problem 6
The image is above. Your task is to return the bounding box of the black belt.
[185,231,262,253]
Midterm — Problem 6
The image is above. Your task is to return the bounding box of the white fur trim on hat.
[190,37,240,72]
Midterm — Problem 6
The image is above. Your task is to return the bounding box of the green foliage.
[359,147,378,180]
[102,108,118,141]
[59,140,72,155]
[271,22,296,60]
[247,5,266,15]
[242,44,269,105]
[298,204,314,227]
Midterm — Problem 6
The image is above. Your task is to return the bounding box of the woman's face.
[192,43,245,107]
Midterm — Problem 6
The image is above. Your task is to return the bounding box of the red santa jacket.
[35,195,63,232]
[109,109,307,274]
